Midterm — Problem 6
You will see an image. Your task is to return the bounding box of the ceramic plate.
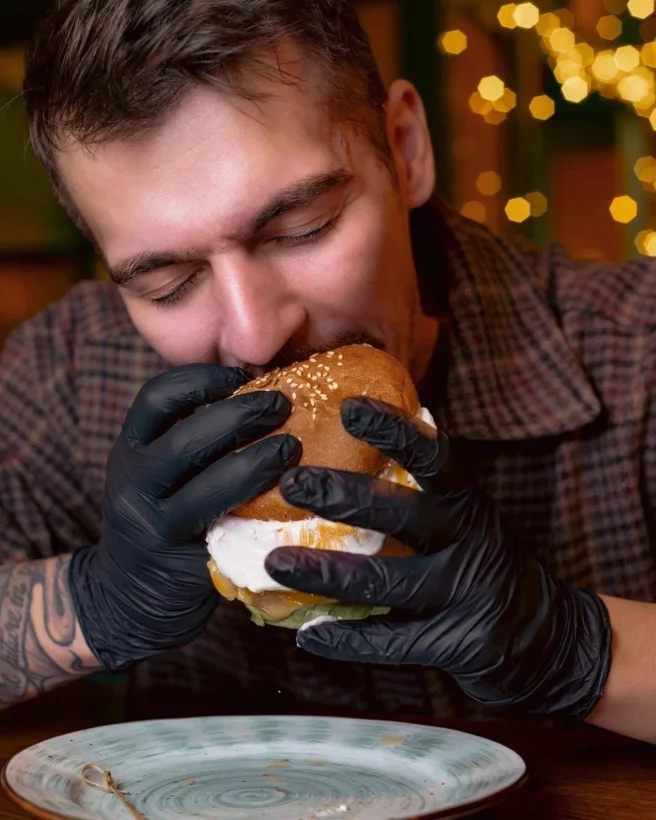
[3,716,526,820]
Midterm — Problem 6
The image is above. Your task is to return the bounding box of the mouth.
[237,331,387,380]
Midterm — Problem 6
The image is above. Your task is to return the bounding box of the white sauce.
[206,406,437,594]
[298,614,341,632]
[206,516,385,593]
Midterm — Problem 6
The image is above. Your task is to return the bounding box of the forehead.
[57,66,351,254]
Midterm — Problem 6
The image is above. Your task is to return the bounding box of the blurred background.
[1,0,656,345]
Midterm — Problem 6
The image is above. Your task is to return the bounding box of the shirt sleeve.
[0,298,101,563]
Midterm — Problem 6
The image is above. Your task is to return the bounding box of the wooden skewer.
[81,764,145,819]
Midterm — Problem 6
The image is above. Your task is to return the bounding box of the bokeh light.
[627,0,655,19]
[549,28,577,53]
[561,76,590,103]
[505,197,532,223]
[476,172,503,196]
[478,75,506,102]
[614,45,641,72]
[636,230,656,255]
[592,51,621,83]
[609,195,638,223]
[597,15,623,41]
[529,95,556,120]
[498,4,518,29]
[461,202,488,223]
[513,3,540,29]
[439,30,468,55]
[641,42,656,68]
[526,192,549,217]
[634,156,656,185]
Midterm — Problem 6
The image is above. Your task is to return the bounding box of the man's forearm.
[0,554,100,709]
[586,595,656,744]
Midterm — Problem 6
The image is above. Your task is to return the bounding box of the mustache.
[236,331,386,380]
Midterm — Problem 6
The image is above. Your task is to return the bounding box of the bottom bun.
[208,537,413,629]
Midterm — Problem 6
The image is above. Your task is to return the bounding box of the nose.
[213,254,307,367]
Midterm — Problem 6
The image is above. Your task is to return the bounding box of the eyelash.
[151,218,337,307]
[273,218,336,247]
[151,272,201,307]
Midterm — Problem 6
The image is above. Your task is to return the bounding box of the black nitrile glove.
[70,364,300,672]
[265,397,612,719]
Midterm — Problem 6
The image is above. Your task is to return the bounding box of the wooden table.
[1,681,655,819]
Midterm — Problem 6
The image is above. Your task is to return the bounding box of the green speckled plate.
[3,716,527,820]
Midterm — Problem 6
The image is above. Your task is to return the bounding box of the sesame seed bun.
[232,344,420,521]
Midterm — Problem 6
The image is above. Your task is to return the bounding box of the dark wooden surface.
[1,681,655,819]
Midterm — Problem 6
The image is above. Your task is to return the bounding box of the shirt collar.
[413,198,601,441]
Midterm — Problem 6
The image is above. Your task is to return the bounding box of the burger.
[206,344,436,629]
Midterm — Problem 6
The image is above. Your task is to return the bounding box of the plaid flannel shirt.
[1,200,655,721]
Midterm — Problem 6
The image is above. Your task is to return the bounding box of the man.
[0,0,653,742]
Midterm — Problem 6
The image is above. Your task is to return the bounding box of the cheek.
[122,293,220,365]
[285,200,402,319]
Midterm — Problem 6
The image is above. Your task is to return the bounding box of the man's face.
[58,57,433,377]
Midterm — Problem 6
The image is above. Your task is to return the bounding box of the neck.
[410,312,440,385]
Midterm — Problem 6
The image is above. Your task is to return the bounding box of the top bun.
[232,344,419,522]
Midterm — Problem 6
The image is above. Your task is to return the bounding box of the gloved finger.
[279,466,463,554]
[264,547,440,613]
[165,434,302,536]
[341,397,470,492]
[142,391,293,497]
[296,617,423,664]
[124,364,248,445]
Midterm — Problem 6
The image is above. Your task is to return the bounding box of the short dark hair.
[23,0,392,232]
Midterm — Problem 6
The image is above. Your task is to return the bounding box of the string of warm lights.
[438,1,656,256]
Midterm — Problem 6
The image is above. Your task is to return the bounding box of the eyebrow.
[108,167,354,286]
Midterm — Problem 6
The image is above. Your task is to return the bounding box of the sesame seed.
[310,399,315,406]
[291,383,298,388]
[304,402,309,407]
[309,358,317,362]
[321,396,328,401]
[292,393,297,400]
[286,379,293,384]
[312,375,318,381]
[306,382,311,388]
[327,351,334,357]
[338,354,343,360]
[291,407,296,414]
[337,362,343,366]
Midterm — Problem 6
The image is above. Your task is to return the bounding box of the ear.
[385,80,436,209]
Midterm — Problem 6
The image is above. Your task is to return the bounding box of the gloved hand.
[265,397,612,719]
[70,364,300,672]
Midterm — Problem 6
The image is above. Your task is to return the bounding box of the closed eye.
[272,218,336,247]
[151,271,201,307]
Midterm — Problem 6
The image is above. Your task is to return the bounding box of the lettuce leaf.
[244,602,390,630]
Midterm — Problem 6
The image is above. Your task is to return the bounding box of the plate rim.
[2,714,528,820]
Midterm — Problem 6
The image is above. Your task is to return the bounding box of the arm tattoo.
[0,555,99,707]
